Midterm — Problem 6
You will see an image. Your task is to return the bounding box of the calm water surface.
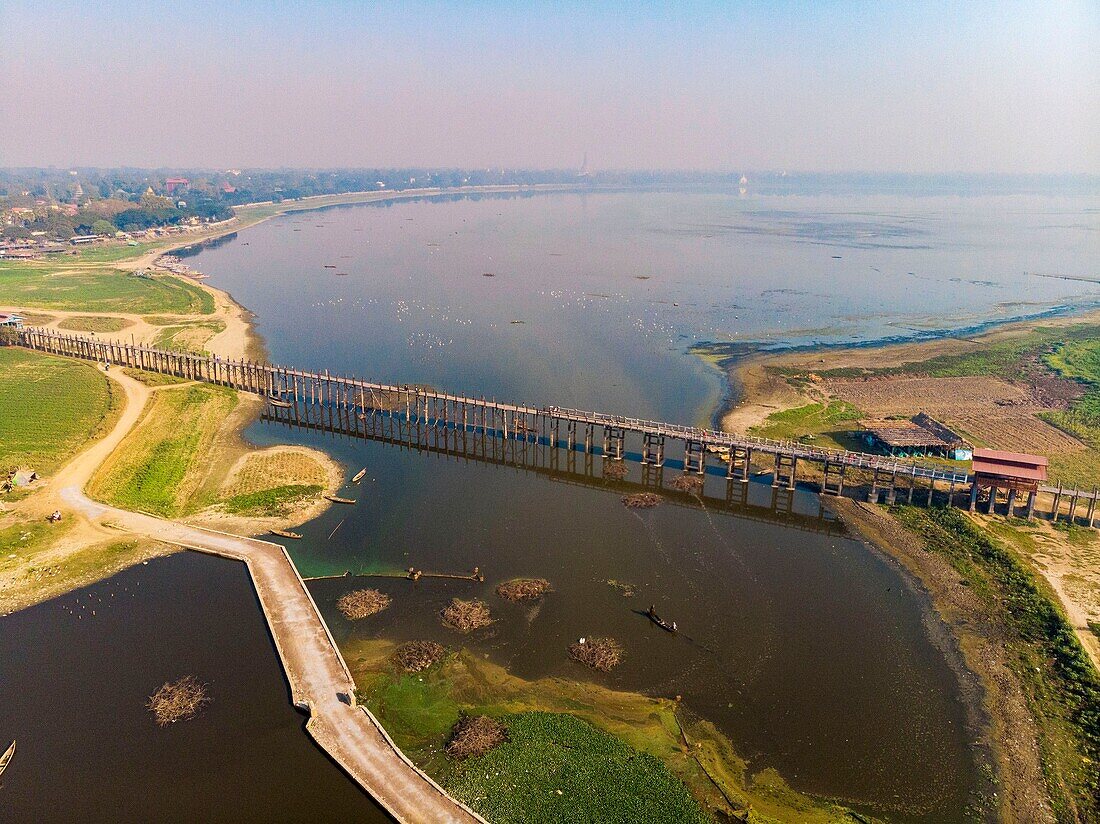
[0,553,388,823]
[177,190,1099,819]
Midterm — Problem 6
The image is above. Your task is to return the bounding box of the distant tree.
[91,219,117,236]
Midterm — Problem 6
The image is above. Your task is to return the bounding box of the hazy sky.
[1,1,1096,173]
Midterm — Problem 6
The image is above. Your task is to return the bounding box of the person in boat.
[647,605,656,618]
[671,621,677,631]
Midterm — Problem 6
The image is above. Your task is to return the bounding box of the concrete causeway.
[62,487,484,824]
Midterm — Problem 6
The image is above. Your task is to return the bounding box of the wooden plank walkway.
[15,327,1097,527]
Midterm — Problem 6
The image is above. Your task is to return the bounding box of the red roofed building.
[165,177,190,194]
[969,448,1048,516]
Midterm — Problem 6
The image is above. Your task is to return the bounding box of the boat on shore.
[268,398,293,409]
[0,740,14,778]
[270,529,302,540]
[325,494,356,505]
[351,468,367,483]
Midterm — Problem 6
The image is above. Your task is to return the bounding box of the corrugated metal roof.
[972,448,1049,466]
[972,448,1049,481]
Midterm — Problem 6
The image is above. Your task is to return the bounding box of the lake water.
[0,553,388,823]
[185,189,1100,425]
[7,188,1094,821]
[176,189,1096,819]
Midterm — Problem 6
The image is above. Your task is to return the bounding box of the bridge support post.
[1088,489,1098,528]
[969,483,979,512]
[584,424,593,453]
[603,426,625,460]
[1052,485,1064,521]
[1006,488,1017,517]
[728,447,751,482]
[1068,490,1080,525]
[885,470,898,505]
[684,440,705,474]
[1026,490,1036,520]
[642,432,665,466]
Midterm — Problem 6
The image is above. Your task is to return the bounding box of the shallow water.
[170,188,1099,819]
[0,553,388,823]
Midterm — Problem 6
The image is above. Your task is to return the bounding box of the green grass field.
[445,712,709,824]
[749,400,862,450]
[87,383,237,516]
[0,263,213,314]
[0,348,120,474]
[66,243,160,263]
[219,483,323,516]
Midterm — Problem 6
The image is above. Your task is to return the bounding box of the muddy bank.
[825,497,1052,823]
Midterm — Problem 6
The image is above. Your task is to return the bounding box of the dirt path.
[15,366,482,822]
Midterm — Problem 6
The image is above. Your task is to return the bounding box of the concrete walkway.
[62,487,483,824]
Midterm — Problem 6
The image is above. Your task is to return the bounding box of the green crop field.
[67,243,160,263]
[0,263,213,314]
[88,383,237,516]
[0,348,120,474]
[445,712,709,824]
[219,483,323,516]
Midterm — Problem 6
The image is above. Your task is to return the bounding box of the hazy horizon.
[1,1,1097,174]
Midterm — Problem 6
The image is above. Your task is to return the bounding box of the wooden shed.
[860,412,969,459]
[969,448,1049,515]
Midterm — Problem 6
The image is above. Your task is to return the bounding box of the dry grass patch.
[496,577,552,602]
[602,461,628,480]
[57,315,134,333]
[669,474,704,494]
[569,636,625,672]
[622,493,661,509]
[393,641,446,673]
[147,675,210,726]
[221,446,332,498]
[441,598,493,632]
[445,715,508,760]
[337,588,391,620]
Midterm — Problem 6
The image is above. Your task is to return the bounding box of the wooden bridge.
[15,327,1098,527]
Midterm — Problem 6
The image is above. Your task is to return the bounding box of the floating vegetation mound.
[569,637,625,672]
[393,640,446,673]
[602,461,628,480]
[337,588,391,620]
[606,579,636,598]
[445,715,508,760]
[147,675,210,726]
[496,577,552,602]
[669,474,704,494]
[622,492,661,509]
[441,598,493,632]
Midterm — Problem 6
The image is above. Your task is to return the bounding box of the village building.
[0,312,25,329]
[859,412,971,459]
[969,448,1049,516]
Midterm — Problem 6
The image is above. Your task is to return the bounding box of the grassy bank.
[891,506,1099,821]
[0,348,121,475]
[748,400,862,450]
[348,639,866,823]
[88,382,238,517]
[0,262,213,314]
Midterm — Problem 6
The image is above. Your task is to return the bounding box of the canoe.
[270,529,302,540]
[351,468,367,484]
[0,740,14,778]
[643,609,677,633]
[325,495,356,505]
[268,398,293,409]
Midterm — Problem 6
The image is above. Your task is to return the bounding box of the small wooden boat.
[0,740,14,778]
[268,398,293,409]
[270,529,302,540]
[351,468,367,483]
[323,264,337,269]
[643,606,677,633]
[325,495,356,505]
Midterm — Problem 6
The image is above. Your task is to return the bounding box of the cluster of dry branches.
[392,640,446,672]
[495,577,552,602]
[569,636,625,672]
[147,675,210,726]
[337,588,391,620]
[669,474,704,494]
[602,461,628,480]
[445,715,508,760]
[622,492,661,509]
[440,598,494,632]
